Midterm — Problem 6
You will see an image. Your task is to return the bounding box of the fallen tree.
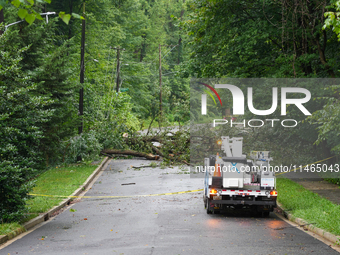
[101,127,190,165]
[101,149,160,160]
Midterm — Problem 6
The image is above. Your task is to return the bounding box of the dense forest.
[0,0,339,221]
[186,0,340,163]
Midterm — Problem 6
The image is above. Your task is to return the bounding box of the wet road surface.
[1,159,339,255]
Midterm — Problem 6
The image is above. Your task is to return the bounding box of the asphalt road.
[1,159,339,255]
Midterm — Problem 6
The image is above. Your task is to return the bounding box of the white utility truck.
[203,136,277,216]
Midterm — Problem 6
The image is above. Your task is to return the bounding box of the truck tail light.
[210,189,217,194]
[270,190,277,196]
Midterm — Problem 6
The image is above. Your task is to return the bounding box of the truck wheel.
[206,199,212,214]
[213,209,220,214]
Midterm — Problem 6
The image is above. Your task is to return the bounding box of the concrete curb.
[276,201,340,245]
[0,235,7,244]
[0,157,110,246]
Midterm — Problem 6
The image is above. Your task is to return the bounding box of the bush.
[325,178,340,186]
[0,162,35,222]
[65,130,103,162]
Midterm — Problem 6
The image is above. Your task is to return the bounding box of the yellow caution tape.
[276,155,337,176]
[29,189,204,199]
[28,155,337,198]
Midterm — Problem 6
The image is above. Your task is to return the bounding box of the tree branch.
[101,149,160,160]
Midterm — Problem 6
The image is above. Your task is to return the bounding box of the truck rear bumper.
[209,200,277,206]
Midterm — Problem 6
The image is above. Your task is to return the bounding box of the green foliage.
[0,29,52,222]
[308,84,340,154]
[65,130,103,163]
[324,0,340,40]
[0,163,35,222]
[0,0,79,25]
[127,127,190,164]
[0,16,80,222]
[58,12,71,25]
[325,177,340,185]
[8,19,80,166]
[184,0,339,78]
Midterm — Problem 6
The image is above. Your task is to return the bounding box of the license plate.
[213,196,222,200]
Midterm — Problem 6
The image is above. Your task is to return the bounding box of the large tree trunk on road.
[101,149,160,160]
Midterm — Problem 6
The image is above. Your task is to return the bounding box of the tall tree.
[0,8,4,35]
[0,28,54,221]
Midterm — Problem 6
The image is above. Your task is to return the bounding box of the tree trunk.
[314,32,335,78]
[68,0,73,39]
[0,8,4,36]
[101,149,160,160]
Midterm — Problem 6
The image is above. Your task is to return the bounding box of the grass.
[0,161,101,236]
[26,163,99,214]
[0,223,25,236]
[277,178,340,236]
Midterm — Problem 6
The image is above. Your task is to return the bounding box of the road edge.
[0,157,110,246]
[276,201,340,246]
